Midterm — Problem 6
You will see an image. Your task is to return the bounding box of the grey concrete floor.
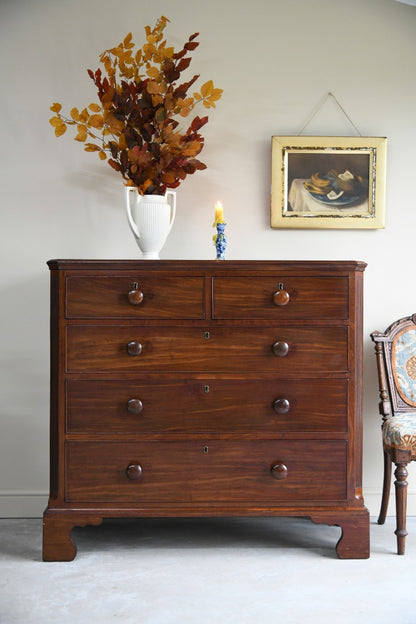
[1,516,416,624]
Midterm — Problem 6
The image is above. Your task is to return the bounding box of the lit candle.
[214,200,224,224]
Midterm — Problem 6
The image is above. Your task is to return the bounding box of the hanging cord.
[297,92,362,136]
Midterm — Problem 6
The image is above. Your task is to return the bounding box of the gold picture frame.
[271,135,386,229]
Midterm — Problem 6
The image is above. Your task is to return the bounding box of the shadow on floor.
[72,516,342,559]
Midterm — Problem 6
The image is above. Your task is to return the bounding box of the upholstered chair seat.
[382,414,416,454]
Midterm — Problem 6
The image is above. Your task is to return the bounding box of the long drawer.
[66,378,348,433]
[212,276,348,320]
[66,326,348,373]
[66,275,205,319]
[65,440,347,503]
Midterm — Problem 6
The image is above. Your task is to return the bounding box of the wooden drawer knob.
[128,283,144,305]
[272,341,289,357]
[126,464,143,480]
[273,398,290,414]
[127,398,143,414]
[271,463,288,480]
[127,341,143,356]
[273,288,290,306]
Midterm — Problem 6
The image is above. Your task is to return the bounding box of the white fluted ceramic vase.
[125,187,176,259]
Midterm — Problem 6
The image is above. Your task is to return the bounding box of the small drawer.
[65,275,205,319]
[65,440,347,503]
[66,326,348,373]
[212,276,348,320]
[66,378,348,434]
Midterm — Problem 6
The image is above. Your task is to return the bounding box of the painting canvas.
[271,136,386,229]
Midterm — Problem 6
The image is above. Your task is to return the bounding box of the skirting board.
[1,491,416,519]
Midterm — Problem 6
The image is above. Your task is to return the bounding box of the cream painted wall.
[1,0,415,518]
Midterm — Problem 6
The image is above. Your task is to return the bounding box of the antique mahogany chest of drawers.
[43,259,369,560]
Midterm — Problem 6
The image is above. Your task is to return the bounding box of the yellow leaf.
[54,122,67,137]
[135,49,142,64]
[49,116,60,127]
[200,80,214,98]
[89,114,104,129]
[84,143,100,152]
[50,102,62,113]
[161,45,174,59]
[70,107,79,121]
[75,124,87,142]
[210,88,223,101]
[146,66,159,79]
[123,32,133,48]
[79,108,89,123]
[98,150,107,160]
[151,94,164,107]
[88,103,101,112]
[143,43,156,60]
[146,80,160,95]
[118,134,127,150]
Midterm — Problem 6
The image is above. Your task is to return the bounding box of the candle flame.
[214,200,225,225]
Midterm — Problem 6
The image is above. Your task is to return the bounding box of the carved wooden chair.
[371,314,416,554]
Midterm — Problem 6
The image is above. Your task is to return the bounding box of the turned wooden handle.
[273,288,290,306]
[273,398,290,415]
[128,284,144,305]
[271,341,289,357]
[271,463,288,480]
[126,464,143,480]
[127,341,143,356]
[127,398,143,414]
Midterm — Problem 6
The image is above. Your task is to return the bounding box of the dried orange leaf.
[84,143,100,152]
[118,134,128,150]
[123,32,133,48]
[50,102,62,113]
[88,103,101,112]
[75,124,87,142]
[146,66,159,78]
[89,114,104,129]
[79,108,89,123]
[54,122,67,137]
[98,150,107,160]
[200,80,214,97]
[146,81,160,95]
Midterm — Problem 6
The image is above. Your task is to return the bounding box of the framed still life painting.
[271,136,387,229]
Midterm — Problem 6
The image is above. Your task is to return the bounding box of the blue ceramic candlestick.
[215,222,227,260]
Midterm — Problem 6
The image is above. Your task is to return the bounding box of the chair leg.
[378,449,392,525]
[394,462,409,555]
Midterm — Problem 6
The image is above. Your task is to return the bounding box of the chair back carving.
[371,314,416,419]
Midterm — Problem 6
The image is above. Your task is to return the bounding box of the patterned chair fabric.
[393,327,416,407]
[386,327,416,456]
[382,413,416,455]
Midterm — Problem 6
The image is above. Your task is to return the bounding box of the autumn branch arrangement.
[49,16,222,195]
